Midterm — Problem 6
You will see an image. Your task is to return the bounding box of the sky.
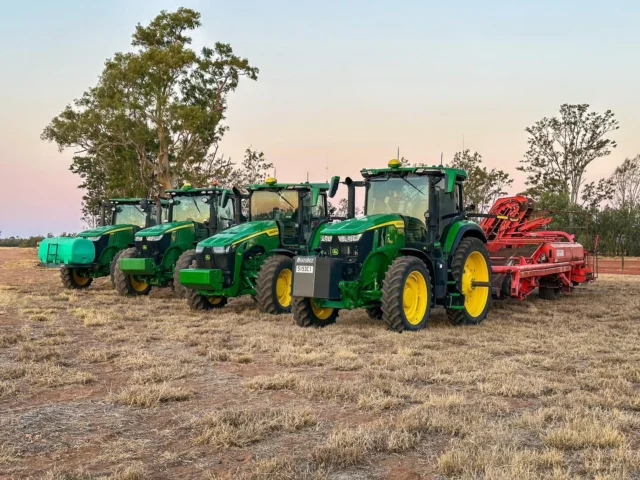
[1,0,639,236]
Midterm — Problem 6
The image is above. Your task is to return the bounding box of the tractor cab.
[114,183,241,297]
[245,177,336,249]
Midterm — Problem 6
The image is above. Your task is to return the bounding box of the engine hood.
[198,220,278,247]
[77,224,136,238]
[322,214,405,235]
[135,221,194,237]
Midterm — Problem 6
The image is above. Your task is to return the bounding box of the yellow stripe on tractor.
[366,220,405,231]
[232,228,280,246]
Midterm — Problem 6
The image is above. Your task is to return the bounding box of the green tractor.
[113,183,240,297]
[179,176,340,312]
[38,198,165,290]
[291,159,492,332]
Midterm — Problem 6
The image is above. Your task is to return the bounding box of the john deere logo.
[205,254,211,261]
[142,245,148,250]
[331,248,339,256]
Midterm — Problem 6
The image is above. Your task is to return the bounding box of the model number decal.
[296,265,314,273]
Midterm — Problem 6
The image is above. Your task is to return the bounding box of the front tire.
[381,256,432,333]
[185,288,228,310]
[256,255,294,314]
[110,250,124,288]
[292,297,338,327]
[446,238,492,325]
[113,248,151,297]
[60,267,93,290]
[173,249,197,299]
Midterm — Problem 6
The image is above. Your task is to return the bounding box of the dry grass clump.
[17,342,61,363]
[0,380,19,399]
[80,347,121,363]
[195,407,317,448]
[110,383,194,408]
[24,362,94,387]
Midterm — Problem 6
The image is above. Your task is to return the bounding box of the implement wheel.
[113,248,151,297]
[256,255,294,314]
[292,297,338,328]
[60,266,93,290]
[173,249,198,299]
[447,238,492,326]
[110,250,124,288]
[381,256,432,332]
[185,288,228,310]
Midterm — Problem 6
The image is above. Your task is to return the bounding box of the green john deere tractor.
[38,198,165,289]
[113,183,240,297]
[291,159,492,332]
[179,176,340,312]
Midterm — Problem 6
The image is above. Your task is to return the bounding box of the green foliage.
[449,150,513,212]
[518,104,619,205]
[42,7,259,222]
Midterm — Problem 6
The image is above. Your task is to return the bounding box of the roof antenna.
[306,172,309,182]
[440,152,443,167]
[325,153,328,182]
[397,146,400,162]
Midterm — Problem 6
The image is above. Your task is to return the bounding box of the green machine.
[179,176,340,312]
[38,198,165,289]
[113,183,239,297]
[291,159,492,332]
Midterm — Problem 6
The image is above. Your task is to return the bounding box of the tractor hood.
[135,221,194,237]
[77,224,135,238]
[198,220,278,248]
[322,214,404,235]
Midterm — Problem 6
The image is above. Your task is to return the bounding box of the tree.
[450,150,513,213]
[233,148,274,185]
[518,104,619,205]
[42,8,259,211]
[609,155,640,210]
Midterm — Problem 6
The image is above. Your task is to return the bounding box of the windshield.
[173,195,211,223]
[113,204,147,227]
[366,175,429,222]
[250,190,299,221]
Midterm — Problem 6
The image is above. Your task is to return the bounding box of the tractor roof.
[109,198,169,205]
[361,160,467,193]
[248,178,332,191]
[166,184,233,196]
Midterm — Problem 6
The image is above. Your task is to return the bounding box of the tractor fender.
[270,248,297,258]
[446,222,487,255]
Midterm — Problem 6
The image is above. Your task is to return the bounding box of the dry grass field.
[1,247,639,479]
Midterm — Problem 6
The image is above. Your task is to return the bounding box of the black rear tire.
[446,238,492,326]
[60,266,93,290]
[539,287,561,300]
[256,255,294,314]
[173,249,198,299]
[292,297,338,327]
[113,248,151,296]
[110,250,124,288]
[185,287,228,310]
[381,256,432,333]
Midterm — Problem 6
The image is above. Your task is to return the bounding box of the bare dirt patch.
[1,247,639,479]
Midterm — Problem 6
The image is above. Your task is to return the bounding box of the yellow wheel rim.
[129,275,148,293]
[71,269,90,286]
[207,296,224,305]
[462,251,490,317]
[275,268,292,308]
[311,299,334,321]
[402,270,428,325]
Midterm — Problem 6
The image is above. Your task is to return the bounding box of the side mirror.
[328,176,340,198]
[220,191,227,207]
[140,199,149,210]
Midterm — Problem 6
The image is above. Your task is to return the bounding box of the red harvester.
[478,196,597,300]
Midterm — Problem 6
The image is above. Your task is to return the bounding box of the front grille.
[135,235,171,262]
[321,231,374,281]
[197,249,235,287]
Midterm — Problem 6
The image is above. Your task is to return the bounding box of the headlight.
[145,235,164,242]
[85,236,102,241]
[338,234,362,243]
[195,245,205,254]
[135,236,143,241]
[212,245,231,254]
[321,235,332,242]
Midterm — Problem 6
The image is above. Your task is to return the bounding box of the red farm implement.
[476,196,597,300]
